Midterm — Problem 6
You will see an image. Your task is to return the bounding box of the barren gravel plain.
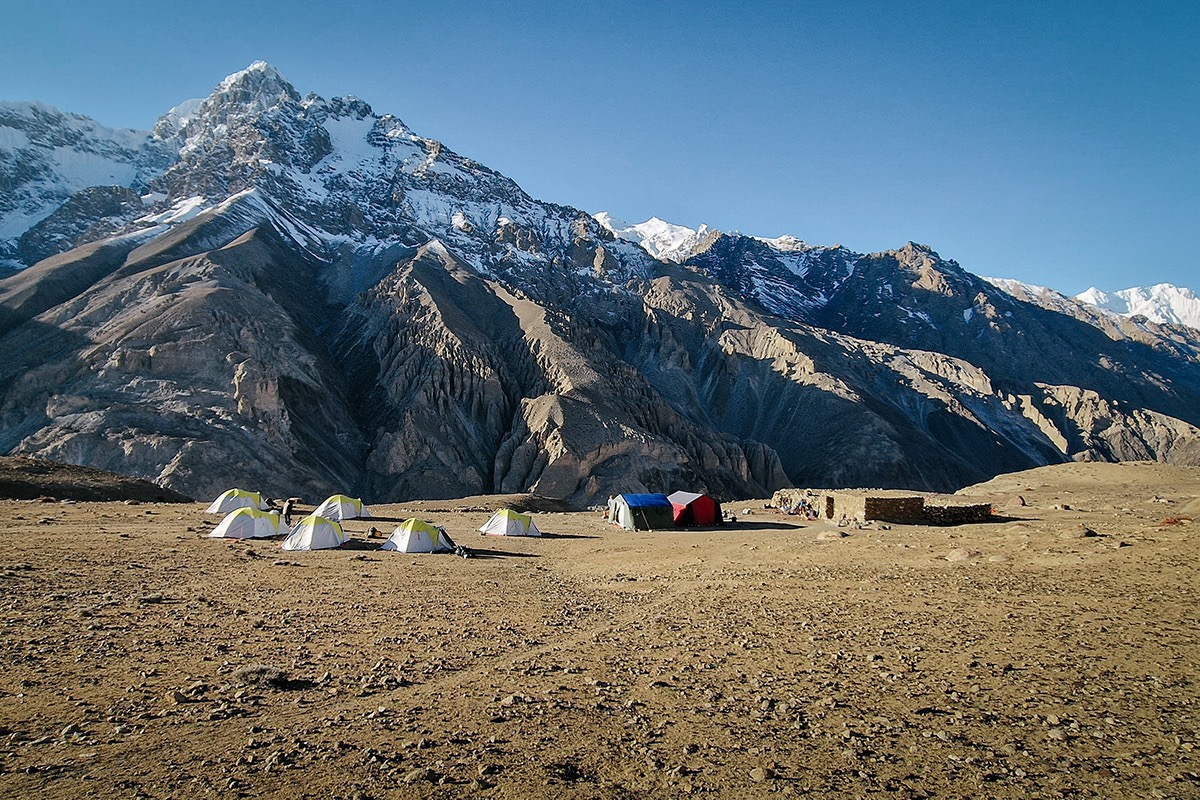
[2,461,1198,799]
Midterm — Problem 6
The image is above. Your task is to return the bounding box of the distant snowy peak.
[594,212,828,265]
[984,276,1200,334]
[0,100,151,151]
[594,213,712,262]
[151,97,204,139]
[0,100,171,252]
[1076,284,1200,330]
[752,234,811,252]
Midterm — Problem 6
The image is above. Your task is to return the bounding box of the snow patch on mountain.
[982,277,1081,314]
[137,195,210,225]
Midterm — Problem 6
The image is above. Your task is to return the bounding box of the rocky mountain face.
[2,62,1199,504]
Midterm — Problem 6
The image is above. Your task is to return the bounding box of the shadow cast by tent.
[340,539,380,551]
[466,548,541,559]
[526,532,599,540]
[639,521,808,532]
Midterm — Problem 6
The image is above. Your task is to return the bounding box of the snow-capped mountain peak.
[219,60,284,88]
[752,234,810,252]
[1075,283,1200,330]
[180,61,304,138]
[212,60,300,107]
[593,212,712,262]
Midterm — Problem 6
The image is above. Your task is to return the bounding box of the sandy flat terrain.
[1,462,1198,799]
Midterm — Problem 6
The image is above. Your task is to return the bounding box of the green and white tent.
[381,518,456,553]
[206,488,268,515]
[479,508,542,537]
[208,507,281,539]
[313,494,370,521]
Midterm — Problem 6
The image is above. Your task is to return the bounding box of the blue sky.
[2,0,1197,294]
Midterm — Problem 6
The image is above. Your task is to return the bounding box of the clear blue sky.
[2,0,1197,294]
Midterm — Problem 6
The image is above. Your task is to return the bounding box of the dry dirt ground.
[1,461,1198,799]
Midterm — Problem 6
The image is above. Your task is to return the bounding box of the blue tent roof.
[619,493,673,508]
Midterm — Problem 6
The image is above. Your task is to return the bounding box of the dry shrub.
[233,664,289,689]
[1160,516,1193,527]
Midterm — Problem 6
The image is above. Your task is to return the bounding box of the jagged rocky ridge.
[2,62,1199,503]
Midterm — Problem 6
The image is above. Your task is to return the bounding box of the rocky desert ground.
[1,460,1198,799]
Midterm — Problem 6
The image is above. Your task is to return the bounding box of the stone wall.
[771,488,815,508]
[923,503,994,526]
[770,488,994,526]
[862,495,927,523]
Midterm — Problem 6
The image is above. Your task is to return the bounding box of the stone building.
[771,488,994,525]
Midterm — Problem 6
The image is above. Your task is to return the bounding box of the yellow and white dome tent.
[381,519,456,553]
[479,508,542,537]
[313,494,370,521]
[280,515,346,551]
[208,507,281,539]
[206,488,269,514]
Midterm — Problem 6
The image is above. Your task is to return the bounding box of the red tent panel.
[672,494,719,526]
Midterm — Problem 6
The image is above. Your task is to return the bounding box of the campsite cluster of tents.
[203,488,542,552]
[606,491,723,530]
[204,487,720,550]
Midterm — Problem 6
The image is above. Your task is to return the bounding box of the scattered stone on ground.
[0,461,1197,799]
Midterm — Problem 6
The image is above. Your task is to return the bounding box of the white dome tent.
[381,519,456,553]
[479,508,542,537]
[208,507,281,539]
[313,494,370,521]
[280,515,347,551]
[206,488,269,515]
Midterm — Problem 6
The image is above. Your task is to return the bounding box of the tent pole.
[636,506,652,531]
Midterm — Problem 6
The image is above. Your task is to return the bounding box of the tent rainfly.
[280,515,346,551]
[668,491,723,527]
[607,493,675,531]
[381,519,457,553]
[479,508,542,537]
[206,488,268,514]
[208,507,282,539]
[313,494,370,521]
